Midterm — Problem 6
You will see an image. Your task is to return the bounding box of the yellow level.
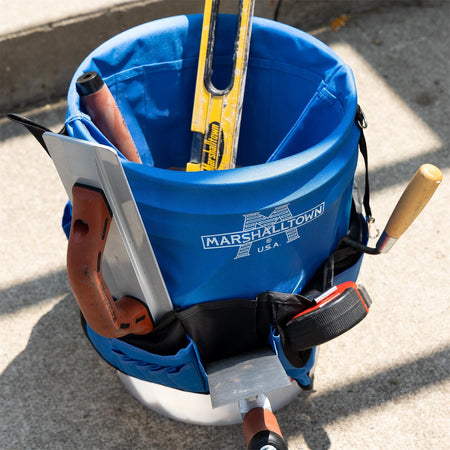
[187,0,255,171]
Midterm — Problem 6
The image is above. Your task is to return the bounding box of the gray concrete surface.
[0,0,278,114]
[0,0,429,114]
[1,1,449,449]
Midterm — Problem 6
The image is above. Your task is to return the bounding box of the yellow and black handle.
[187,0,255,171]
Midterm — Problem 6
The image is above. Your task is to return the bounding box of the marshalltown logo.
[201,202,325,259]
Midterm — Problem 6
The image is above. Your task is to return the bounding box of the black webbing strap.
[355,105,372,221]
[7,113,67,156]
[7,113,52,155]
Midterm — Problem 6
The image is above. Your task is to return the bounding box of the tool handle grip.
[67,184,153,338]
[243,408,287,450]
[77,72,142,164]
[377,164,442,252]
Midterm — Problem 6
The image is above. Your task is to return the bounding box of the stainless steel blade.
[206,347,292,409]
[43,132,173,321]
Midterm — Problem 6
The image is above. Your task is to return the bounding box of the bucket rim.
[65,14,359,190]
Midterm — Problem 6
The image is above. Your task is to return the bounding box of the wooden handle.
[77,71,142,164]
[376,164,442,253]
[243,408,287,450]
[384,164,442,239]
[67,184,153,338]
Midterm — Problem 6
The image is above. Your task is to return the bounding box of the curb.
[0,0,277,115]
[0,0,423,115]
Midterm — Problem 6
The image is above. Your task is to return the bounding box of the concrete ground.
[1,1,449,449]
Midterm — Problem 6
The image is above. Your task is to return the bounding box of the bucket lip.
[66,13,358,190]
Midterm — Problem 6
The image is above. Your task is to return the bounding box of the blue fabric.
[86,324,209,393]
[61,201,72,239]
[269,329,317,388]
[64,15,363,392]
[65,14,360,308]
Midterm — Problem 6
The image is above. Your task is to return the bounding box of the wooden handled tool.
[187,0,255,171]
[43,133,173,338]
[376,164,443,253]
[242,399,287,450]
[68,184,153,338]
[77,71,142,164]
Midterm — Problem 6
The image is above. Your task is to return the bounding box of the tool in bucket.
[186,0,255,171]
[343,163,443,255]
[289,163,443,355]
[42,132,173,338]
[206,348,291,450]
[76,71,142,164]
[7,8,444,448]
[186,2,291,447]
[184,2,289,447]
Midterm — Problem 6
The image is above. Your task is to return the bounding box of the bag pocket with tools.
[83,314,209,393]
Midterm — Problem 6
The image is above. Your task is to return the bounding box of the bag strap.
[7,113,67,156]
[355,105,373,220]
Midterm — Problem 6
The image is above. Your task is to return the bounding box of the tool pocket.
[175,298,268,364]
[83,316,209,393]
[269,329,316,389]
[267,75,346,162]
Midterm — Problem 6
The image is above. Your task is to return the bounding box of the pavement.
[1,1,449,449]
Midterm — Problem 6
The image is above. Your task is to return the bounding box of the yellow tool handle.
[376,164,442,252]
[187,0,254,172]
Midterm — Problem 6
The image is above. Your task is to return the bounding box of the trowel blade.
[206,347,291,409]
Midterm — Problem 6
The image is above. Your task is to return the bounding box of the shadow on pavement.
[1,3,448,449]
[1,287,448,449]
[0,100,67,143]
[314,3,449,191]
